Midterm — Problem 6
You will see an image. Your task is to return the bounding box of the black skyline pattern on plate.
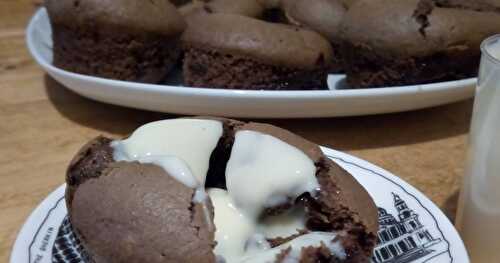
[50,195,445,263]
[371,193,442,263]
[52,217,87,263]
[47,156,452,263]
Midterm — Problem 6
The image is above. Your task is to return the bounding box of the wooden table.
[0,1,473,262]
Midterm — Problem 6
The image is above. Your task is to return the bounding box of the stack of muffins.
[46,0,500,89]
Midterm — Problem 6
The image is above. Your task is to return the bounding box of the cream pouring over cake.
[65,117,379,263]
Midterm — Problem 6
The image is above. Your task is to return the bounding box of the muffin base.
[52,25,181,83]
[182,46,330,90]
[340,41,478,88]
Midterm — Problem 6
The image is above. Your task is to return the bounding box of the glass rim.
[481,34,500,66]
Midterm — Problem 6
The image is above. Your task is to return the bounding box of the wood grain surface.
[0,1,472,262]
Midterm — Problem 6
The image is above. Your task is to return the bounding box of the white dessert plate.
[11,147,468,263]
[27,8,476,118]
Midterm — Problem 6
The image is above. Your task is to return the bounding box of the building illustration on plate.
[371,193,442,263]
[51,192,447,263]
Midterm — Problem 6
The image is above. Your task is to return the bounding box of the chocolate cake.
[182,14,334,90]
[45,0,186,83]
[66,117,378,262]
[338,0,500,88]
[282,0,347,72]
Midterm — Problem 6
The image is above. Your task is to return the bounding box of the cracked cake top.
[338,0,500,57]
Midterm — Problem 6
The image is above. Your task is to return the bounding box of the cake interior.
[52,26,181,83]
[183,46,330,90]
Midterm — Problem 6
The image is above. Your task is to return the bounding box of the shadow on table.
[443,190,461,222]
[269,100,473,151]
[44,75,176,136]
[45,75,473,149]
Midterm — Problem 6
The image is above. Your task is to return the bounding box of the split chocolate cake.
[66,117,379,262]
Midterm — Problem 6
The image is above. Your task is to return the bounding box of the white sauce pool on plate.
[211,130,342,262]
[241,232,345,262]
[208,189,345,263]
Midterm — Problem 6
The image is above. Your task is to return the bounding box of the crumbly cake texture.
[338,0,500,88]
[51,29,182,83]
[66,118,378,263]
[183,46,330,90]
[45,0,185,83]
[181,14,334,90]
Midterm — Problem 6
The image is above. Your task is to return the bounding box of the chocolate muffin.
[282,0,347,72]
[338,0,500,88]
[45,0,186,83]
[180,0,265,18]
[182,14,334,90]
[66,117,378,262]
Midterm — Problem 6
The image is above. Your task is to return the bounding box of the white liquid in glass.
[456,35,500,262]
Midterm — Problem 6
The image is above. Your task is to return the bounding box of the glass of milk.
[456,34,500,262]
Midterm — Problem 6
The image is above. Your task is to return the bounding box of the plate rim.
[322,148,467,262]
[10,147,469,263]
